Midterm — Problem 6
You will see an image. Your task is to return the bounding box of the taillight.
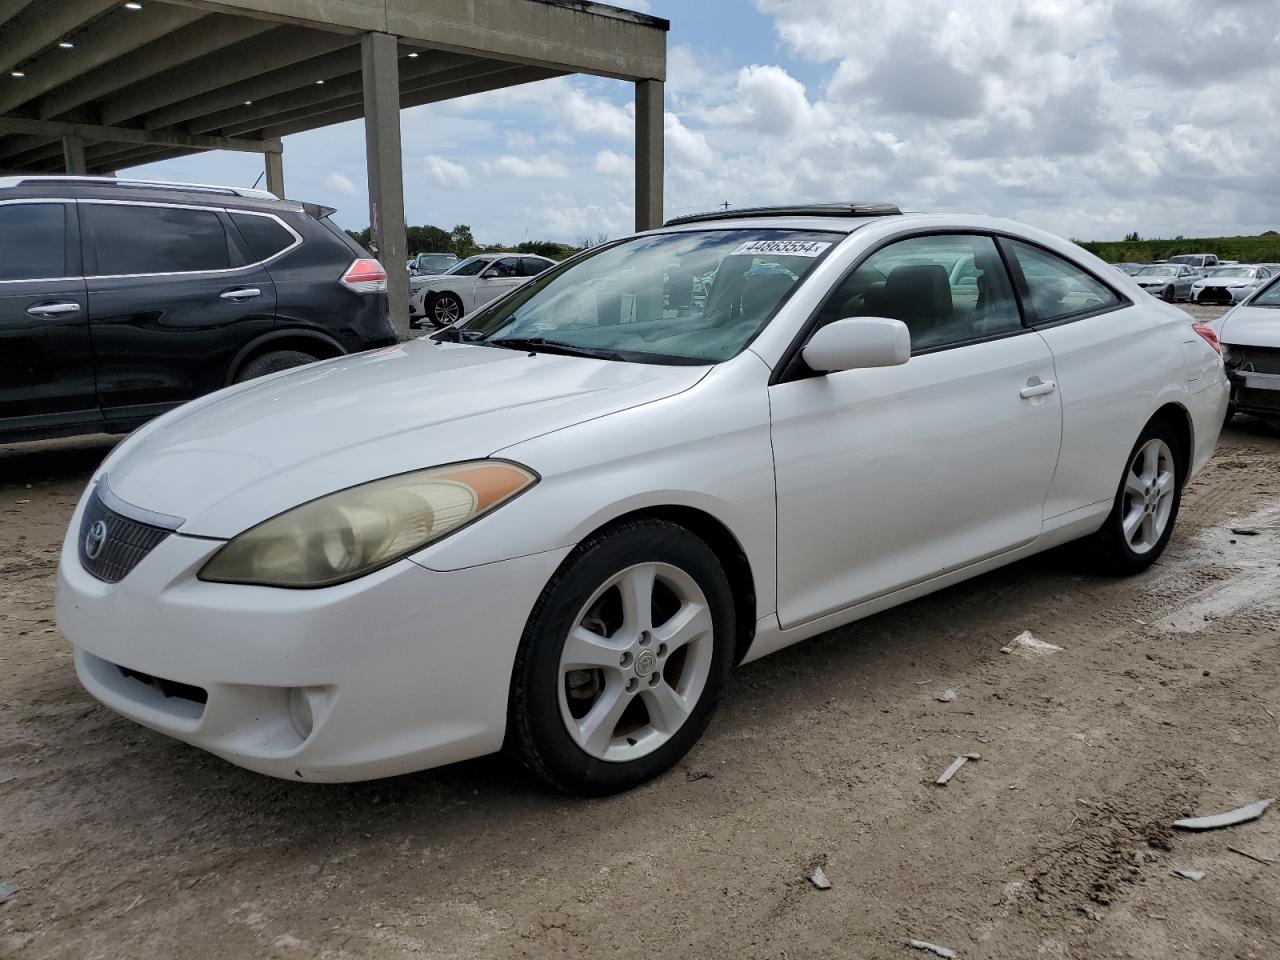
[341,258,387,293]
[1192,322,1221,355]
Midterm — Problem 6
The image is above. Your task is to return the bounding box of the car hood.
[409,271,456,289]
[1217,305,1280,349]
[101,340,710,538]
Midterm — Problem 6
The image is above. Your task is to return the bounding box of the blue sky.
[131,0,1280,246]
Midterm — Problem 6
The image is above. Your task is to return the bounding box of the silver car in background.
[1192,265,1275,305]
[1133,263,1197,302]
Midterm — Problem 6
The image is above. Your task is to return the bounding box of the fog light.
[288,687,314,740]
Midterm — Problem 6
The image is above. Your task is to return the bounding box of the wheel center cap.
[634,649,657,676]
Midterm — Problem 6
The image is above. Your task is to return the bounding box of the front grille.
[78,486,171,583]
[1235,346,1280,376]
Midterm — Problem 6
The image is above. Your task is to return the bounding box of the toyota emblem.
[84,520,109,560]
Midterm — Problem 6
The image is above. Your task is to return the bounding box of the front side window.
[1008,240,1121,323]
[454,229,837,364]
[486,257,519,278]
[813,234,1021,352]
[86,204,229,275]
[0,203,66,281]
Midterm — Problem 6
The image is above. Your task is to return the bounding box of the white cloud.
[323,172,357,196]
[424,154,471,189]
[594,150,632,176]
[491,154,570,179]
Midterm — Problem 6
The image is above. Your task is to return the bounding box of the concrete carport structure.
[0,0,668,337]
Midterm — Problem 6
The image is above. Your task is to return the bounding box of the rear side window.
[230,212,295,262]
[0,203,66,280]
[85,203,230,275]
[1007,240,1121,323]
[519,257,551,277]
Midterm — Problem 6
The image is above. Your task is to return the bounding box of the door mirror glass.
[802,317,910,373]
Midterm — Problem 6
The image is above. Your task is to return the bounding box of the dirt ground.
[2,304,1278,960]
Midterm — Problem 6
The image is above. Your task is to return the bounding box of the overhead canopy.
[0,0,669,337]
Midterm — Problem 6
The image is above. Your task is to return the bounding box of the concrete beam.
[262,64,561,139]
[61,135,86,174]
[89,145,204,172]
[634,79,663,231]
[361,32,409,340]
[0,116,282,155]
[39,15,275,120]
[0,0,38,32]
[0,4,204,116]
[100,27,353,126]
[217,58,515,138]
[265,150,285,198]
[191,49,474,135]
[0,0,118,75]
[163,0,668,81]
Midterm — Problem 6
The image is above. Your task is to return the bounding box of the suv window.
[815,234,1021,352]
[0,203,66,280]
[1007,240,1120,323]
[230,212,294,262]
[519,257,551,277]
[85,203,230,275]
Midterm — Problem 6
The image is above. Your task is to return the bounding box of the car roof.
[0,175,314,216]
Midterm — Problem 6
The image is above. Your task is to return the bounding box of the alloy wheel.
[433,296,461,324]
[1122,437,1176,554]
[557,562,714,762]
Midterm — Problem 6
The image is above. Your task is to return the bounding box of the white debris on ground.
[1173,868,1206,881]
[935,753,982,786]
[808,866,831,890]
[904,936,958,958]
[1173,798,1274,831]
[936,689,957,703]
[1000,631,1063,656]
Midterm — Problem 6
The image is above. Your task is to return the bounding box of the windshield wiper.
[486,336,624,361]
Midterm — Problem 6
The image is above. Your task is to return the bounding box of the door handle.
[1020,378,1057,399]
[26,301,81,317]
[220,287,261,301]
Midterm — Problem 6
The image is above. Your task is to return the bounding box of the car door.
[769,233,1063,628]
[1178,265,1196,299]
[1000,238,1146,519]
[81,200,277,422]
[471,257,522,311]
[0,199,97,434]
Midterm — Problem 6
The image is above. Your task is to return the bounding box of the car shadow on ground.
[0,434,120,487]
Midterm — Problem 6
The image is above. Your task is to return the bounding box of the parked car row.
[0,175,396,445]
[1115,257,1277,304]
[408,252,557,327]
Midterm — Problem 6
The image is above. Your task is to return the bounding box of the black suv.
[0,176,396,444]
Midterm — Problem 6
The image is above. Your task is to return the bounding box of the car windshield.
[452,229,838,364]
[447,256,494,277]
[1251,277,1280,307]
[1137,265,1178,277]
[416,254,456,271]
[1208,266,1254,278]
[1167,256,1202,265]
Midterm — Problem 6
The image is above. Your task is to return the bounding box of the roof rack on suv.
[664,202,902,227]
[0,175,279,200]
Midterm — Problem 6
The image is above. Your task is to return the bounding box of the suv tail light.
[1192,322,1221,355]
[341,258,387,293]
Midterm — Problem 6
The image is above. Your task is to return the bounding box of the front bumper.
[56,491,571,782]
[1193,286,1249,304]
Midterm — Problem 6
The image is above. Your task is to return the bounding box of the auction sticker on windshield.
[730,239,832,257]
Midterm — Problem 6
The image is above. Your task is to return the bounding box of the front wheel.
[428,292,464,327]
[1086,419,1184,575]
[507,519,736,795]
[1162,286,1176,302]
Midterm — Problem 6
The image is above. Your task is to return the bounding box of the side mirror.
[802,317,910,373]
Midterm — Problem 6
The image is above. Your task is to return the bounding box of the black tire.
[1162,286,1176,302]
[507,518,736,796]
[428,292,464,327]
[234,349,320,383]
[1086,418,1184,576]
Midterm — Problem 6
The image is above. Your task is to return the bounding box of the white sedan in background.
[1213,274,1280,426]
[1191,265,1275,304]
[57,204,1227,795]
[408,253,557,327]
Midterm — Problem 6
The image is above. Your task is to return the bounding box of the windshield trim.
[445,227,846,366]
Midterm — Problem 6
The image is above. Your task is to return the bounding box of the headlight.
[199,460,537,587]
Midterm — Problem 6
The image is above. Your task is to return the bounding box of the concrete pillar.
[264,150,285,198]
[361,31,409,340]
[61,135,86,175]
[634,79,664,231]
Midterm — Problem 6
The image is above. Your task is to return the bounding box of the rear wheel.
[234,349,319,383]
[508,519,736,795]
[1086,419,1183,575]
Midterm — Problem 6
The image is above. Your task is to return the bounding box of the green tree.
[406,224,451,255]
[450,224,477,258]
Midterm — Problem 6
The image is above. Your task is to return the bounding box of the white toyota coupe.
[57,203,1228,795]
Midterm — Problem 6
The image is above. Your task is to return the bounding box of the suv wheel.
[235,349,320,383]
